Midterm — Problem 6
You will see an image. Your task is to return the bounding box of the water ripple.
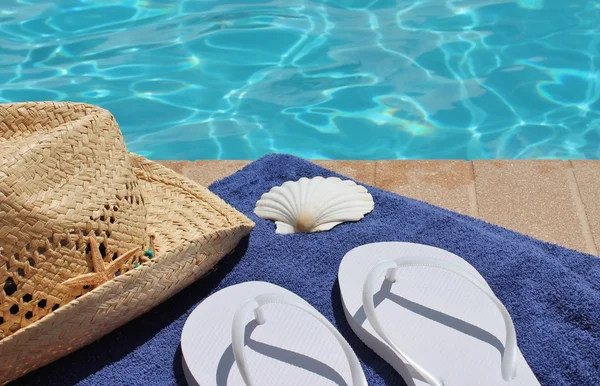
[0,0,599,159]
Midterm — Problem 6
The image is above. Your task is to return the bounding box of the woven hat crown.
[0,102,151,340]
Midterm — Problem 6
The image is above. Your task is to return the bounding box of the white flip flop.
[338,242,540,386]
[181,281,368,385]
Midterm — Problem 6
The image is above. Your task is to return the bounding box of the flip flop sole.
[182,281,358,385]
[338,242,539,386]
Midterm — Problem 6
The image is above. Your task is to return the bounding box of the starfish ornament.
[62,236,140,289]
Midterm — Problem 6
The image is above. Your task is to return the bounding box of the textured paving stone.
[570,161,600,255]
[473,161,593,255]
[375,161,476,216]
[312,160,376,186]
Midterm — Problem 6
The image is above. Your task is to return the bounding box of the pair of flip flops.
[181,242,540,385]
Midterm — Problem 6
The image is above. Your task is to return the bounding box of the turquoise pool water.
[1,0,599,160]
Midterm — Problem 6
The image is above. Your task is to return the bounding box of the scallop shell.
[254,176,375,234]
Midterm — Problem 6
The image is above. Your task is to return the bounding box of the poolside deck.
[159,160,600,257]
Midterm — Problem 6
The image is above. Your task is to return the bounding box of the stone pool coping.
[159,160,600,257]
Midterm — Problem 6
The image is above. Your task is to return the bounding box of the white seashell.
[254,176,375,234]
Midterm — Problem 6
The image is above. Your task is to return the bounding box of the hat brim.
[0,153,254,385]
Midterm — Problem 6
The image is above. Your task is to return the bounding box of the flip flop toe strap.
[362,256,519,386]
[231,292,368,386]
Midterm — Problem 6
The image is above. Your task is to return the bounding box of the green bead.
[144,249,154,258]
[134,263,141,268]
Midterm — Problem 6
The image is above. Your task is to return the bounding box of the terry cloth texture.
[11,154,600,386]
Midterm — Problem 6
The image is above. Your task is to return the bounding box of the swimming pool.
[1,1,599,160]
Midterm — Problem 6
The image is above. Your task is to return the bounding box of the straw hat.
[0,102,254,384]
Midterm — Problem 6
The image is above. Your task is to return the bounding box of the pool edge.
[158,160,600,257]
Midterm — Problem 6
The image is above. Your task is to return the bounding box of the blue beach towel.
[11,154,600,386]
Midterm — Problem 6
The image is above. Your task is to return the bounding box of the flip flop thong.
[181,281,367,385]
[338,242,540,386]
